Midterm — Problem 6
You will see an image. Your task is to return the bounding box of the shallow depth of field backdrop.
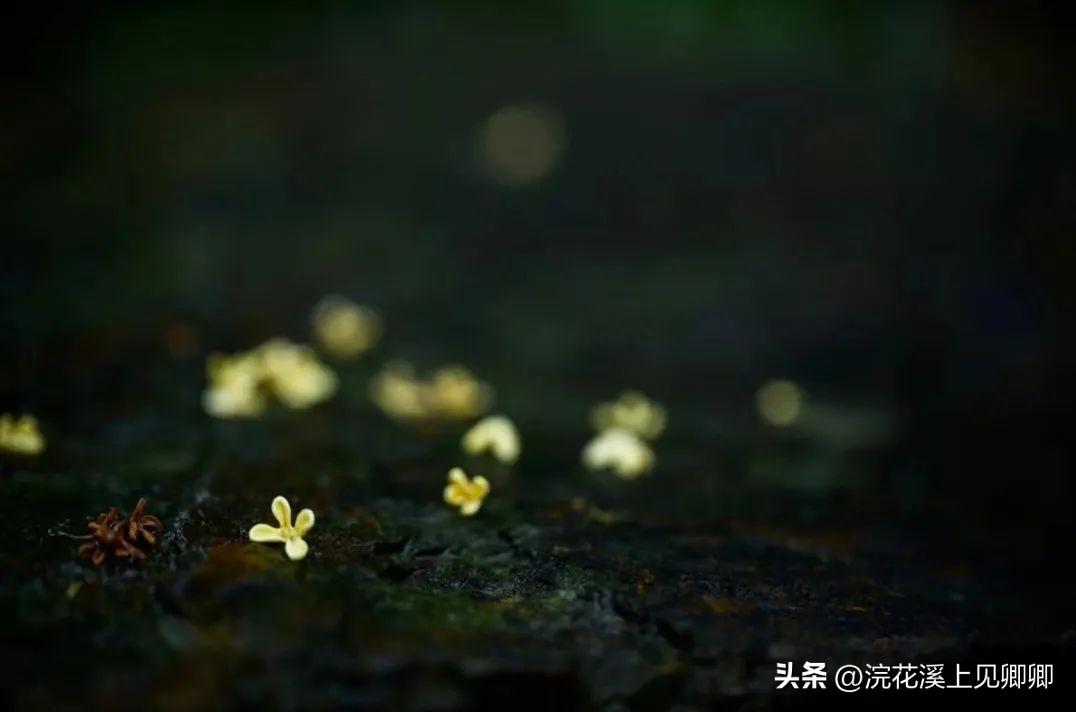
[2,2,1075,709]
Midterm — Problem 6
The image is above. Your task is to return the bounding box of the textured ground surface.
[3,376,1072,709]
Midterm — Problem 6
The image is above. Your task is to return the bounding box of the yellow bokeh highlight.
[479,103,565,187]
[756,379,804,427]
[0,413,45,455]
[311,296,382,360]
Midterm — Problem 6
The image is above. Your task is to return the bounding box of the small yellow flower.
[0,413,46,455]
[202,339,337,418]
[369,361,494,424]
[443,467,490,516]
[582,428,655,479]
[257,338,338,410]
[369,361,429,421]
[590,391,666,440]
[429,365,493,420]
[311,296,382,360]
[248,496,315,561]
[203,352,267,418]
[461,415,521,464]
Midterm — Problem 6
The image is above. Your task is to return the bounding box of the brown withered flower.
[78,498,163,565]
[126,497,163,547]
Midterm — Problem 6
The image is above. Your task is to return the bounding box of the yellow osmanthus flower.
[311,296,382,360]
[590,391,666,440]
[582,428,655,479]
[258,338,338,410]
[0,413,46,455]
[203,352,267,418]
[429,365,493,420]
[368,361,429,421]
[203,339,337,418]
[369,361,493,424]
[461,415,521,464]
[248,496,315,561]
[443,467,490,516]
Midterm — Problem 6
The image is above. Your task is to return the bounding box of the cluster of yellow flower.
[219,313,675,558]
[0,413,46,455]
[203,338,339,418]
[3,294,811,567]
[581,391,666,479]
[369,361,494,424]
[439,415,522,518]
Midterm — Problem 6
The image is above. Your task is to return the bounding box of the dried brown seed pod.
[77,498,163,565]
[126,497,163,546]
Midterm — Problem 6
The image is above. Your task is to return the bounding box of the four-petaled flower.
[462,415,521,464]
[0,413,46,455]
[249,496,315,561]
[443,467,490,516]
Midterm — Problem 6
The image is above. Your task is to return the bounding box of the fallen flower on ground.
[203,352,267,418]
[249,496,315,561]
[461,415,521,463]
[203,339,337,418]
[429,365,493,420]
[443,467,490,516]
[582,427,655,479]
[370,361,493,424]
[258,338,339,410]
[590,391,666,440]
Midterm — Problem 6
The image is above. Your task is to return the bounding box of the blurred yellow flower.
[443,467,490,516]
[462,415,521,463]
[756,379,804,427]
[369,361,493,424]
[203,339,337,418]
[311,296,382,360]
[368,360,429,421]
[0,413,45,455]
[248,496,315,561]
[430,365,493,420]
[582,428,654,479]
[257,338,338,410]
[203,352,267,418]
[590,391,666,440]
[480,103,566,187]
